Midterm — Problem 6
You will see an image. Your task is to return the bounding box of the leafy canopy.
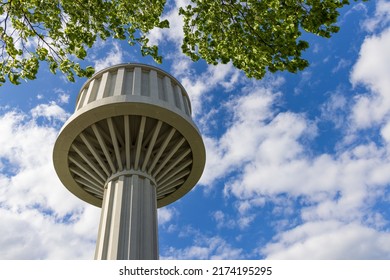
[1,0,353,86]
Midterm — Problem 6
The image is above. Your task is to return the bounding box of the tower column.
[94,174,159,260]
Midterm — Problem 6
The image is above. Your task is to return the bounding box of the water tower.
[53,63,205,259]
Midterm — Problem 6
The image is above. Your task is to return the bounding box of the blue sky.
[1,0,390,259]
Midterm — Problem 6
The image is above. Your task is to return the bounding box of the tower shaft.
[94,174,158,260]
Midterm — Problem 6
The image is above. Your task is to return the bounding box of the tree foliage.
[180,0,350,79]
[0,0,354,86]
[0,0,168,85]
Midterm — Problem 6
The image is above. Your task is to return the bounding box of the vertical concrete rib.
[107,72,117,97]
[96,72,109,100]
[82,79,96,107]
[183,95,191,116]
[132,67,142,96]
[128,175,139,258]
[106,176,124,258]
[76,89,87,111]
[142,178,158,258]
[113,67,125,96]
[149,70,158,99]
[94,181,114,259]
[175,85,185,110]
[163,76,174,106]
[119,175,131,259]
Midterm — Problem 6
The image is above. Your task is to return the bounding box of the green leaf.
[9,73,21,85]
[85,66,95,77]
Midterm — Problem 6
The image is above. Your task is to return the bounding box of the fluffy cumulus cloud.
[30,102,70,123]
[181,63,242,117]
[362,0,390,32]
[161,228,244,260]
[93,41,125,72]
[147,0,191,48]
[158,206,177,225]
[184,6,390,256]
[262,221,390,259]
[197,81,390,258]
[350,27,390,129]
[199,82,285,187]
[0,103,100,259]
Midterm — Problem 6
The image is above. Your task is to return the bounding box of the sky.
[1,0,390,259]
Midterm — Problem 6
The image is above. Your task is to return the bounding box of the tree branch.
[21,10,63,61]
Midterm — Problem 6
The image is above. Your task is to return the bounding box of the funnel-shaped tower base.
[94,174,158,260]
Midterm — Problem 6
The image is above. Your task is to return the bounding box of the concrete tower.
[53,63,205,260]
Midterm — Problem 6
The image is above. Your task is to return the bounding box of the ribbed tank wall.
[75,65,192,117]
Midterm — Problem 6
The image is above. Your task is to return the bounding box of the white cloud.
[167,53,194,78]
[332,59,351,73]
[294,71,312,95]
[236,197,266,215]
[199,84,281,186]
[148,0,191,47]
[195,58,390,259]
[158,206,177,225]
[221,114,390,223]
[161,234,244,260]
[262,221,390,259]
[31,102,70,123]
[94,42,125,72]
[212,210,236,229]
[363,0,390,32]
[181,63,242,116]
[380,120,390,143]
[58,93,70,104]
[350,27,390,129]
[320,90,347,126]
[0,207,97,259]
[0,105,100,259]
[51,88,71,105]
